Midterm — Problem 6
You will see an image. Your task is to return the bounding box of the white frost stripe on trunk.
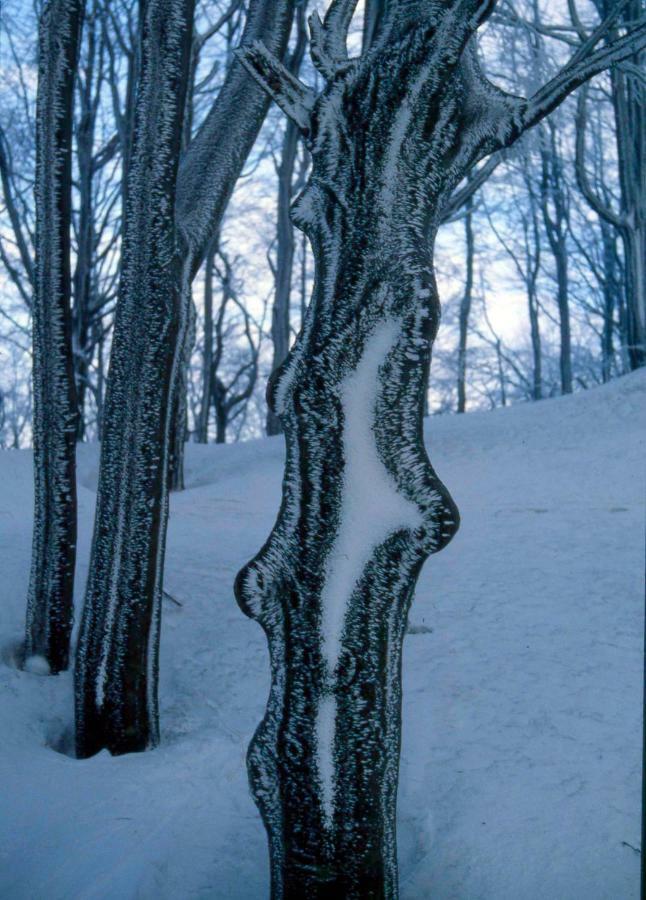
[319,319,422,674]
[316,318,422,825]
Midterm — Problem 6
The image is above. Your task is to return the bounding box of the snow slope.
[0,371,644,900]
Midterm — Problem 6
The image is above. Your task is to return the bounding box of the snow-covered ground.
[0,371,644,899]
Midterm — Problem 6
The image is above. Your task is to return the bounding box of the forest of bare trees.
[0,0,644,897]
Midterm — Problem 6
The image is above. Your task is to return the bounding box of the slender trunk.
[555,244,572,394]
[591,0,645,368]
[457,194,474,413]
[541,129,572,395]
[214,377,227,444]
[528,286,542,399]
[168,377,187,491]
[196,240,216,442]
[623,220,646,368]
[496,338,507,406]
[600,221,618,382]
[96,321,104,432]
[610,3,645,368]
[267,120,299,436]
[75,0,194,758]
[73,26,96,441]
[267,9,307,437]
[168,299,195,491]
[26,0,84,674]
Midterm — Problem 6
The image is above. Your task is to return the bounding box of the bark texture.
[26,0,84,674]
[74,0,194,757]
[457,193,474,412]
[267,7,308,437]
[74,0,297,758]
[236,1,646,895]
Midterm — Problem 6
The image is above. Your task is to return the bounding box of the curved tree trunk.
[236,0,643,893]
[74,0,194,758]
[25,0,84,674]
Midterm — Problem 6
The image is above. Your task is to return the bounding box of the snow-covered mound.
[0,371,644,899]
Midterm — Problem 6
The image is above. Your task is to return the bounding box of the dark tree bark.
[25,0,84,675]
[579,0,645,369]
[74,0,194,758]
[72,7,100,440]
[540,121,573,395]
[596,0,645,369]
[196,238,217,443]
[525,178,543,400]
[167,299,194,490]
[75,0,297,756]
[457,193,474,413]
[237,1,646,895]
[267,6,307,437]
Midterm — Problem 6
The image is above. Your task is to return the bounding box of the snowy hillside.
[0,371,644,900]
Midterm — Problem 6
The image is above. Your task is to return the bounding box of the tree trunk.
[214,377,227,444]
[590,0,645,368]
[528,284,542,399]
[168,298,195,491]
[600,219,619,382]
[25,0,84,674]
[74,0,194,758]
[609,0,645,369]
[236,0,638,891]
[267,9,307,437]
[457,194,474,413]
[75,0,296,757]
[72,19,97,441]
[555,246,572,394]
[196,239,216,442]
[541,126,572,395]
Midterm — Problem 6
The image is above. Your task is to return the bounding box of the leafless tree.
[236,1,646,893]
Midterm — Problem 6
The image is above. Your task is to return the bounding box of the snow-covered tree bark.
[587,0,645,369]
[457,192,474,412]
[25,0,84,674]
[540,120,572,395]
[267,7,307,437]
[74,0,194,758]
[236,1,646,895]
[74,0,296,757]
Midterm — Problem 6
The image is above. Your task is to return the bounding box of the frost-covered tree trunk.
[267,8,307,437]
[74,0,194,758]
[237,1,646,895]
[457,193,474,412]
[196,238,217,443]
[25,0,84,675]
[167,300,195,491]
[75,0,296,757]
[541,121,572,395]
[590,0,645,369]
[72,7,100,441]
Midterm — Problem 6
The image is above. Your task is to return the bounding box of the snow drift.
[0,370,644,899]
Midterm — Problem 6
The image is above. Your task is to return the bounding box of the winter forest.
[0,0,644,898]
